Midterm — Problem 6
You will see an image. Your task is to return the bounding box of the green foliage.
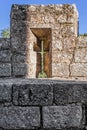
[79,33,87,36]
[38,72,47,78]
[1,27,10,38]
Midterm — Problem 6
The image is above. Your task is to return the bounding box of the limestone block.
[0,63,11,77]
[52,63,69,77]
[13,83,53,105]
[70,63,87,76]
[13,63,27,76]
[0,83,12,102]
[52,51,73,64]
[0,50,11,62]
[75,48,87,62]
[52,40,63,51]
[76,36,87,48]
[0,107,40,129]
[43,105,82,129]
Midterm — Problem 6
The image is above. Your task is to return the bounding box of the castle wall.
[10,4,78,78]
[0,78,86,130]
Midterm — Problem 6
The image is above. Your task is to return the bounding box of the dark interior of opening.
[31,28,52,78]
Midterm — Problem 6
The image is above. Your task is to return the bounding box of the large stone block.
[0,83,12,102]
[70,63,87,76]
[13,63,27,76]
[0,63,11,77]
[76,36,87,48]
[75,48,87,62]
[52,63,69,77]
[52,51,73,64]
[0,107,40,129]
[54,82,87,104]
[13,83,53,105]
[0,50,11,62]
[43,105,82,129]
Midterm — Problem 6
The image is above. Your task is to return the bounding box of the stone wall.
[0,38,11,77]
[0,4,87,80]
[0,78,87,130]
[10,4,78,78]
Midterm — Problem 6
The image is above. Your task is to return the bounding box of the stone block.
[0,50,11,62]
[0,83,12,102]
[0,63,11,77]
[13,63,27,76]
[13,83,53,105]
[43,105,82,129]
[76,36,87,48]
[0,38,10,50]
[54,82,87,104]
[52,63,69,77]
[12,54,26,63]
[70,63,87,76]
[54,83,70,105]
[0,107,40,129]
[75,48,87,62]
[52,51,73,64]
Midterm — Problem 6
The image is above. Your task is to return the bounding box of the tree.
[0,27,10,38]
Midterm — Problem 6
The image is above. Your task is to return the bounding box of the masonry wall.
[10,4,78,78]
[0,78,87,130]
[0,38,11,77]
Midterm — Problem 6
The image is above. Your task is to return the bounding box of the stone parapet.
[0,79,86,130]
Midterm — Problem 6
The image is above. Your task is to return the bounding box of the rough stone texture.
[12,63,28,77]
[0,83,12,103]
[0,63,11,77]
[52,63,69,77]
[0,79,86,129]
[43,105,82,129]
[75,48,87,63]
[70,63,87,77]
[0,50,11,62]
[13,83,53,105]
[10,4,78,78]
[0,106,40,129]
[0,38,10,50]
[54,82,87,104]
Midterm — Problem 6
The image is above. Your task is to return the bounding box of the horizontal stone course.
[13,83,53,105]
[43,105,82,129]
[0,106,40,129]
[54,82,87,104]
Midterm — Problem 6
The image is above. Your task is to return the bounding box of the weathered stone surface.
[54,82,87,104]
[52,50,73,64]
[70,63,87,77]
[75,48,87,63]
[0,63,11,77]
[0,38,10,50]
[0,83,12,102]
[12,54,26,62]
[13,63,27,76]
[76,36,87,48]
[13,83,53,105]
[0,107,40,129]
[52,63,69,77]
[0,50,11,62]
[43,105,82,129]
